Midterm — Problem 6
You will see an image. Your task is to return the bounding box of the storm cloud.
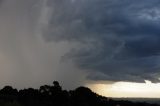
[0,0,160,89]
[0,0,87,89]
[43,0,160,82]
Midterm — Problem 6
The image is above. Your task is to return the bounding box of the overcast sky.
[0,0,160,92]
[43,0,160,83]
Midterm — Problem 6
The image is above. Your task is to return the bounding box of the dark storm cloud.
[43,0,160,82]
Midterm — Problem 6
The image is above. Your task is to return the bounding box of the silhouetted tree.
[0,86,18,95]
[0,81,158,106]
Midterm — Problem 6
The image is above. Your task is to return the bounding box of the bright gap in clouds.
[86,81,160,98]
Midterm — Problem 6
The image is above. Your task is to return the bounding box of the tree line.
[0,81,158,106]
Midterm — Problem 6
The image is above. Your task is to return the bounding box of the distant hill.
[113,98,160,104]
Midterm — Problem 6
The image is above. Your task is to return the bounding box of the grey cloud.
[43,0,160,82]
[0,0,86,89]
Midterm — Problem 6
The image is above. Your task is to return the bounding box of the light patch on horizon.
[87,81,160,98]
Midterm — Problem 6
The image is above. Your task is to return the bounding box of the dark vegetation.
[0,81,159,106]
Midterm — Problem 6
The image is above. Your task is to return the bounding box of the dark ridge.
[0,81,158,106]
